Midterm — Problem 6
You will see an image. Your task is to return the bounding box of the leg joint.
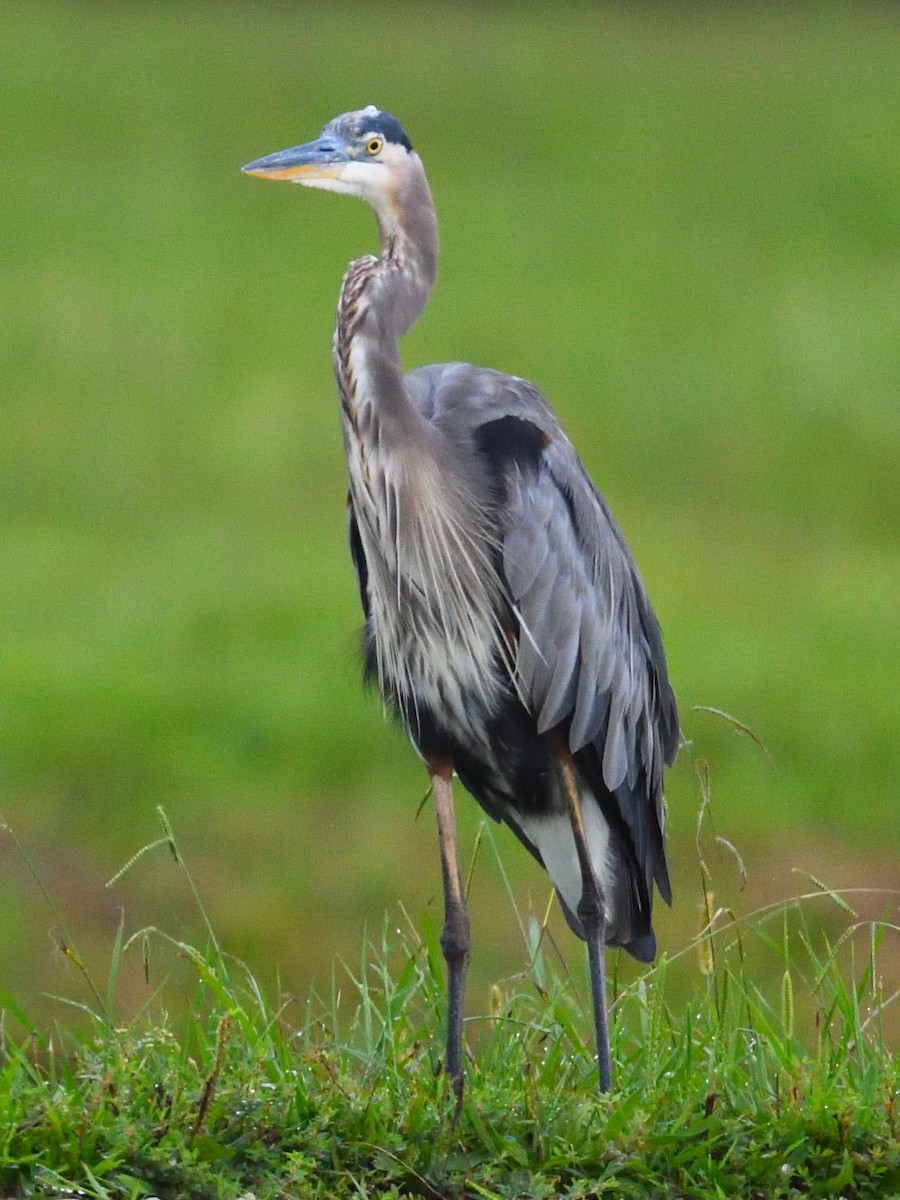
[577,884,605,933]
[440,910,470,963]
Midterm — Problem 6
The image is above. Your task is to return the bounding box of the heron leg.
[556,747,614,1094]
[430,761,470,1097]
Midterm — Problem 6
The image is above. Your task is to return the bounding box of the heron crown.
[324,106,413,153]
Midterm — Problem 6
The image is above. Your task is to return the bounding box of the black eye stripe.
[324,109,413,153]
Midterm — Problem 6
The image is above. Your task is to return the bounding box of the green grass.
[1,2,898,1046]
[2,811,898,1198]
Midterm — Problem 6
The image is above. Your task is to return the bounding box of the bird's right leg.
[556,746,614,1094]
[429,760,470,1097]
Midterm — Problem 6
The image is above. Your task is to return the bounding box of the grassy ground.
[1,0,898,1057]
[2,817,898,1198]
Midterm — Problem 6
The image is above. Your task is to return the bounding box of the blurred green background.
[2,4,897,1030]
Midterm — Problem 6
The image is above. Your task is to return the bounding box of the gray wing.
[506,436,678,769]
[408,363,679,901]
[502,415,678,903]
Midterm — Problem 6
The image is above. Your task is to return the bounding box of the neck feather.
[334,154,437,439]
[355,153,438,340]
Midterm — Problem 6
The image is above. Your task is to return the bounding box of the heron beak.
[242,135,353,183]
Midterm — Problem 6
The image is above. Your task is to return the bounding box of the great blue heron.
[243,106,678,1096]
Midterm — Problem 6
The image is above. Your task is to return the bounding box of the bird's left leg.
[555,745,614,1094]
[429,760,470,1099]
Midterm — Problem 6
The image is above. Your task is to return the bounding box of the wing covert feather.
[500,434,678,795]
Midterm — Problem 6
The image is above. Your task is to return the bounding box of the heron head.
[242,106,415,213]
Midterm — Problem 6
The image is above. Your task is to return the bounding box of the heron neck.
[334,158,438,437]
[369,158,439,341]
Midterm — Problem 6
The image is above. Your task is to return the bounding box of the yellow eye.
[365,136,384,156]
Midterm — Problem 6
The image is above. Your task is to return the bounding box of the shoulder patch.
[475,415,550,473]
